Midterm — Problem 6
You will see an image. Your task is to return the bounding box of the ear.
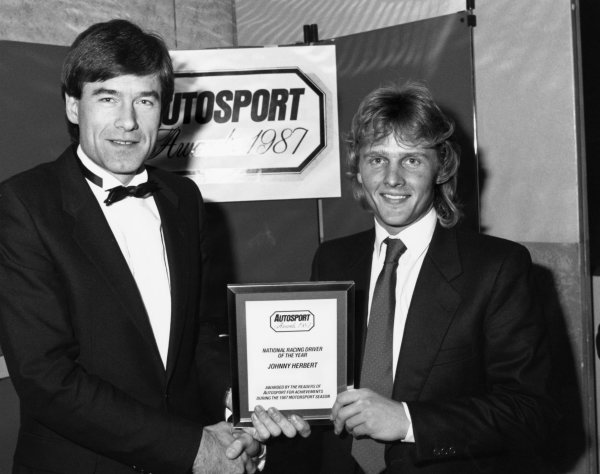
[65,94,80,124]
[357,172,363,184]
[435,162,448,184]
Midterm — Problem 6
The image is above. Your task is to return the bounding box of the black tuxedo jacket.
[0,146,227,473]
[311,225,554,473]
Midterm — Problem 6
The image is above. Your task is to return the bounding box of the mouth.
[381,193,410,204]
[109,139,139,146]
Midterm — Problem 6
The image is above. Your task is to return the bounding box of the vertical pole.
[317,199,325,244]
[466,1,479,232]
[172,0,178,48]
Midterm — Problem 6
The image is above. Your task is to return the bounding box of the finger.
[234,432,261,457]
[330,398,344,420]
[225,437,245,459]
[290,414,311,438]
[331,389,360,420]
[245,456,257,474]
[238,425,260,446]
[241,426,258,439]
[236,452,250,474]
[333,400,364,435]
[267,407,297,438]
[225,432,255,459]
[251,411,273,441]
[348,420,369,438]
[343,409,369,436]
[253,405,282,437]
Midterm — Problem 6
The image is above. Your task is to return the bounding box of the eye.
[367,155,387,167]
[401,156,422,169]
[99,96,116,103]
[137,98,156,107]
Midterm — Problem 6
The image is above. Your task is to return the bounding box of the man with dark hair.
[0,19,259,473]
[308,82,555,473]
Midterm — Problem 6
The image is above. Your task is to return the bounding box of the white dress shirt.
[367,206,438,442]
[78,147,172,368]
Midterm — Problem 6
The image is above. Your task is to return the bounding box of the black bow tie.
[104,181,160,206]
[77,158,159,206]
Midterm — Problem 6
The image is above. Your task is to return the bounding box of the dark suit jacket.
[0,146,227,474]
[311,225,554,473]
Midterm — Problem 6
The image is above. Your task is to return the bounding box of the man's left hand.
[250,405,311,441]
[331,388,409,441]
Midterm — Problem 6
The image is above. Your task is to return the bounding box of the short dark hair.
[347,82,462,228]
[61,19,174,141]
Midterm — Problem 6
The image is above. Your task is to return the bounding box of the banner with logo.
[149,46,340,202]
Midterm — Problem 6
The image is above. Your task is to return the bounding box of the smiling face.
[357,134,440,235]
[65,74,162,184]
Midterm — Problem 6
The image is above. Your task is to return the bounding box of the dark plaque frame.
[227,281,354,426]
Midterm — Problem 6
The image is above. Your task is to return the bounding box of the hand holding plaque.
[250,405,311,441]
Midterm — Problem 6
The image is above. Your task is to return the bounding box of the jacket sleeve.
[0,182,202,474]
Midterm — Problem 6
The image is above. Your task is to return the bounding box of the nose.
[115,103,139,131]
[384,162,406,187]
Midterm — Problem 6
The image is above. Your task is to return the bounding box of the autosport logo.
[270,310,315,332]
[153,68,326,175]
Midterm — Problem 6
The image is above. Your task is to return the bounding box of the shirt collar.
[77,145,148,190]
[374,207,437,258]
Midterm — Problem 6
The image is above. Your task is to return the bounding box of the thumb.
[225,437,245,459]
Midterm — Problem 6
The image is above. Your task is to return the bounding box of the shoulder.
[147,166,201,201]
[147,165,190,187]
[146,168,206,233]
[317,229,374,256]
[313,229,374,273]
[454,228,530,259]
[0,152,67,205]
[311,229,373,281]
[438,226,533,277]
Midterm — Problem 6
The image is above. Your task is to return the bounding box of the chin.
[382,216,411,227]
[112,160,145,172]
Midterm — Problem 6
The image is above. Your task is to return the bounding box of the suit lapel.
[392,225,462,401]
[149,172,190,380]
[343,230,375,385]
[59,148,164,371]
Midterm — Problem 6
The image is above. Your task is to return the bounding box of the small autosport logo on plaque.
[270,311,315,332]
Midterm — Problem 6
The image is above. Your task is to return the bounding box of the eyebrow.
[363,150,387,157]
[90,87,160,100]
[363,150,427,158]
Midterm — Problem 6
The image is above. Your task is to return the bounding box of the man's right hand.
[193,422,260,474]
[331,388,409,441]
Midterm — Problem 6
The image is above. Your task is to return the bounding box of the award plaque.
[227,281,354,426]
